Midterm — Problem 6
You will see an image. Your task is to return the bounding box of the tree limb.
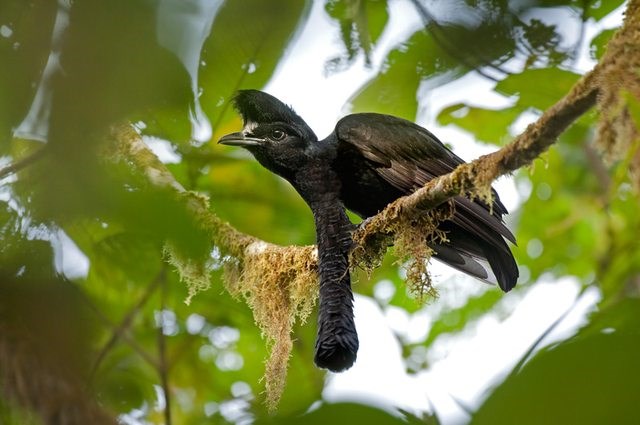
[353,69,599,251]
[115,63,600,280]
[0,146,48,180]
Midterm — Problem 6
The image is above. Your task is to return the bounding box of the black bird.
[219,90,518,372]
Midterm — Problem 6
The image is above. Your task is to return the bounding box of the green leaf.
[590,28,617,61]
[350,30,465,119]
[495,68,581,110]
[257,402,411,425]
[584,0,626,21]
[438,104,521,145]
[200,0,310,140]
[473,298,640,425]
[324,0,389,68]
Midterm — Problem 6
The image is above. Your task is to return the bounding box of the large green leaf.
[495,68,581,111]
[0,0,56,147]
[324,0,389,70]
[200,0,310,141]
[473,299,640,425]
[350,30,465,119]
[438,104,521,146]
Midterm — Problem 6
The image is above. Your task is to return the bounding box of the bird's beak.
[218,132,263,147]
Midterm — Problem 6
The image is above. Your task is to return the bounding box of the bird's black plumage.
[219,89,518,372]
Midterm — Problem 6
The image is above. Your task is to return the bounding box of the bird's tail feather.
[430,236,518,291]
[483,239,518,291]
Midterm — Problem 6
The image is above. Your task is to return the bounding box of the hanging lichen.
[223,243,318,410]
[351,196,454,301]
[393,204,453,300]
[595,0,640,190]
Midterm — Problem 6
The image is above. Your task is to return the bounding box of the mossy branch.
[109,127,317,410]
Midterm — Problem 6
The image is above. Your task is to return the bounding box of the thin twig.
[157,270,172,425]
[507,285,590,379]
[89,266,166,376]
[0,146,48,180]
[76,291,158,371]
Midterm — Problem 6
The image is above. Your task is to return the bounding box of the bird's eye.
[271,129,286,140]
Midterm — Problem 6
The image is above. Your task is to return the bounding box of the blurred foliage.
[256,402,436,424]
[349,0,627,118]
[324,0,389,71]
[0,0,637,424]
[472,298,640,425]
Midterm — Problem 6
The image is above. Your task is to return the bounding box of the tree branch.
[157,271,172,425]
[0,146,48,180]
[88,269,165,380]
[114,64,600,281]
[353,69,599,251]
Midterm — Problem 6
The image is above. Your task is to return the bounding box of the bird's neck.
[293,161,340,209]
[293,165,353,251]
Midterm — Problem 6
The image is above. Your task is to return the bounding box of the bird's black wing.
[334,113,518,290]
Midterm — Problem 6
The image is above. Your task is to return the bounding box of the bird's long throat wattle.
[295,165,359,371]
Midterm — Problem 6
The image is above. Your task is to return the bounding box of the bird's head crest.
[232,90,317,141]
